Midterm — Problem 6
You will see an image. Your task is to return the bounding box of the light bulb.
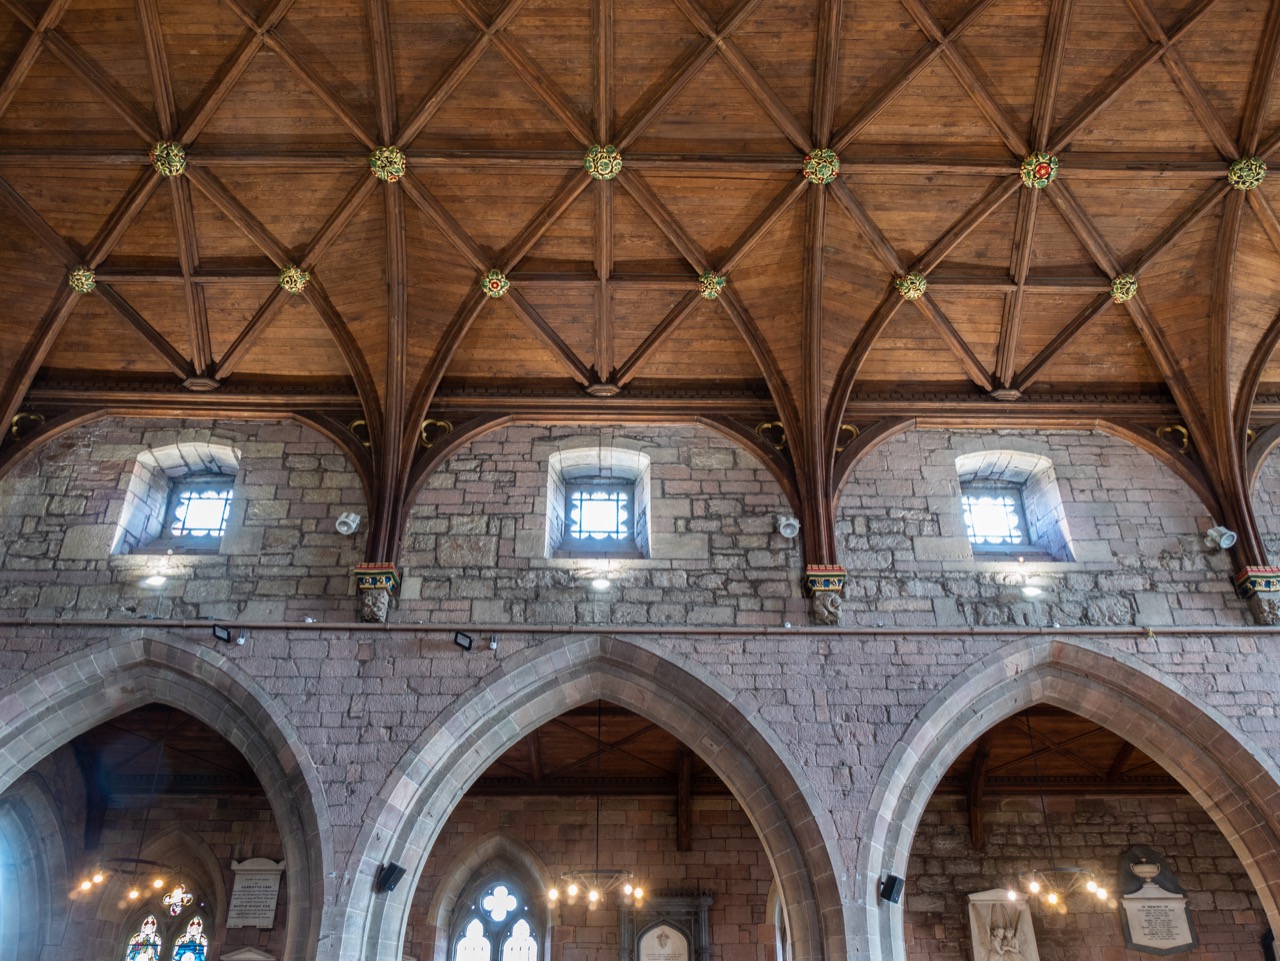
[567,883,579,897]
[1028,881,1040,894]
[1006,889,1017,901]
[80,880,92,891]
[634,887,643,899]
[1086,880,1097,892]
[128,889,140,900]
[153,879,164,889]
[1046,892,1059,905]
[624,883,633,895]
[588,889,600,903]
[92,872,105,884]
[548,888,559,902]
[1096,888,1108,900]
[591,578,611,591]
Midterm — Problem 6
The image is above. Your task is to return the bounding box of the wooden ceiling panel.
[0,47,144,148]
[0,11,28,71]
[504,0,595,118]
[930,188,1019,270]
[1065,176,1218,267]
[0,167,143,248]
[610,188,692,272]
[518,286,598,373]
[408,46,582,151]
[922,290,1003,372]
[821,209,898,401]
[0,219,64,393]
[310,192,388,403]
[56,0,153,115]
[1263,66,1280,137]
[424,169,584,259]
[952,0,1050,137]
[1172,0,1269,141]
[43,296,177,374]
[611,0,705,126]
[1063,61,1225,155]
[205,285,274,360]
[449,297,583,381]
[844,173,1006,267]
[234,295,352,378]
[629,54,799,154]
[626,298,762,381]
[1015,293,1164,388]
[106,180,179,261]
[610,285,695,366]
[723,200,806,388]
[847,58,1011,150]
[518,183,596,269]
[405,200,480,374]
[101,284,194,363]
[387,0,479,128]
[1049,0,1153,137]
[1227,209,1280,406]
[197,48,362,147]
[1135,202,1221,404]
[855,301,978,386]
[639,171,798,266]
[1026,197,1099,270]
[271,0,375,125]
[189,178,279,262]
[204,168,364,255]
[727,0,819,128]
[159,0,254,119]
[832,0,930,138]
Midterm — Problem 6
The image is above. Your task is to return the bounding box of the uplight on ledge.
[591,577,612,591]
[142,574,167,588]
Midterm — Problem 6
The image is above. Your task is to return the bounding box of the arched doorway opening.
[342,634,846,961]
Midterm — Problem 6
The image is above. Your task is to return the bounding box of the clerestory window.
[452,882,539,961]
[112,440,240,555]
[955,450,1073,561]
[546,444,651,558]
[961,485,1029,549]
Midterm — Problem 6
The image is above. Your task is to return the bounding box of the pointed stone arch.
[340,634,847,961]
[859,635,1280,961]
[0,631,330,961]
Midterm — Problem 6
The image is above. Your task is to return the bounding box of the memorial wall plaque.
[967,889,1040,961]
[227,858,286,929]
[1117,846,1197,955]
[640,924,689,961]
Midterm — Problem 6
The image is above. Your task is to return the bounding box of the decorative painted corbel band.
[804,565,847,594]
[354,563,401,593]
[1235,566,1280,598]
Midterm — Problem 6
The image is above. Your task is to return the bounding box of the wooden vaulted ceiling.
[2,0,1280,566]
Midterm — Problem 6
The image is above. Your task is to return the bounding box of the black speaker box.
[376,862,406,893]
[880,874,905,904]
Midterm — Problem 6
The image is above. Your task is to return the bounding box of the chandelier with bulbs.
[546,702,645,911]
[1004,716,1110,913]
[77,857,197,913]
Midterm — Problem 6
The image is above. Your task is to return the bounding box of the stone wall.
[904,795,1265,961]
[0,418,1257,628]
[404,796,774,961]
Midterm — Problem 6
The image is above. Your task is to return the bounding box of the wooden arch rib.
[0,409,106,485]
[292,413,377,508]
[1098,422,1220,517]
[697,416,800,515]
[831,418,916,501]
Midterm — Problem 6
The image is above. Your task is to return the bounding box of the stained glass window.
[502,919,537,961]
[171,917,207,961]
[567,487,631,541]
[962,490,1027,547]
[125,916,162,961]
[457,918,492,961]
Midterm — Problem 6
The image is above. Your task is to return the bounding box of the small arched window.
[122,912,209,961]
[452,882,539,961]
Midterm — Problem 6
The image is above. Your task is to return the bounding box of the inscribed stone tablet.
[227,858,285,929]
[640,925,689,961]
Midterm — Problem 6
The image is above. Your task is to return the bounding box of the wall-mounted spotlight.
[590,577,612,591]
[336,511,361,535]
[776,515,801,539]
[212,625,247,646]
[141,574,167,588]
[1204,525,1238,550]
[454,631,474,651]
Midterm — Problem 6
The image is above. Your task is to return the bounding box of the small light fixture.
[336,511,361,536]
[212,625,231,642]
[1021,585,1043,598]
[591,577,611,591]
[776,515,801,539]
[1204,525,1238,550]
[454,631,474,651]
[142,574,167,588]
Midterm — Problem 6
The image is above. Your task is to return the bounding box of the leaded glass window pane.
[962,492,1026,546]
[169,487,233,538]
[125,916,162,961]
[502,919,537,961]
[171,917,207,961]
[483,885,518,922]
[457,918,492,961]
[568,488,630,540]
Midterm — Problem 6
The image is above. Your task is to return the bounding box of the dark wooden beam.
[41,31,158,142]
[372,183,409,562]
[135,0,177,137]
[397,35,492,146]
[1130,180,1228,274]
[811,0,843,146]
[720,172,809,273]
[185,166,291,264]
[492,34,594,146]
[677,749,693,852]
[718,286,803,441]
[215,288,289,379]
[593,0,614,144]
[0,0,73,119]
[95,284,192,378]
[1241,0,1280,154]
[617,168,710,272]
[828,179,904,274]
[614,292,702,386]
[86,170,163,266]
[967,734,991,850]
[615,41,718,150]
[912,175,1020,275]
[1013,292,1113,392]
[1107,742,1137,782]
[169,176,214,375]
[365,0,398,143]
[995,187,1039,388]
[911,295,996,393]
[825,290,906,442]
[1161,50,1237,159]
[504,289,595,386]
[0,286,83,439]
[500,170,593,271]
[801,185,836,565]
[595,181,614,382]
[0,174,81,266]
[399,173,489,271]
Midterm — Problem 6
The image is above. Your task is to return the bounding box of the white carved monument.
[639,924,690,961]
[968,889,1040,961]
[1117,847,1197,955]
[227,858,286,929]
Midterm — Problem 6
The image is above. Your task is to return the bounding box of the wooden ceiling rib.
[2,0,1280,567]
